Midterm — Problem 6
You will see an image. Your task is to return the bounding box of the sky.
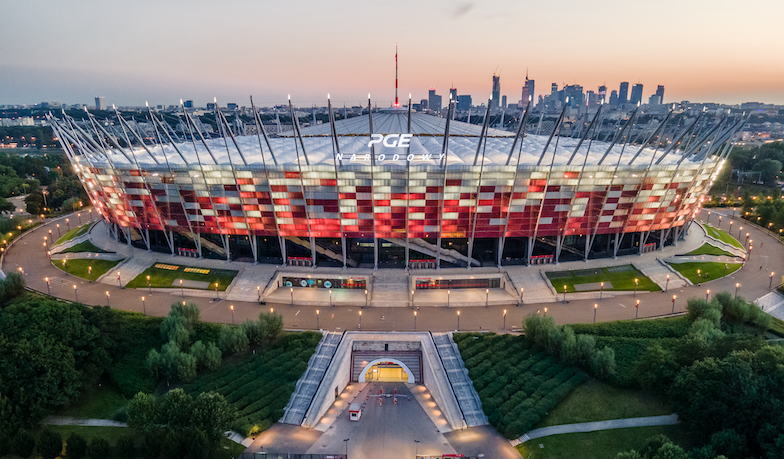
[2,0,784,107]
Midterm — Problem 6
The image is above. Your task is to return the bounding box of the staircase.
[505,269,557,303]
[431,332,488,427]
[281,332,343,426]
[371,269,410,307]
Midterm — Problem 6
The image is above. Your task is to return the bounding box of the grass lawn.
[769,316,784,338]
[668,261,742,284]
[60,240,113,254]
[56,222,92,245]
[56,382,127,419]
[703,223,744,249]
[53,258,123,281]
[546,265,660,293]
[126,263,238,291]
[38,425,128,446]
[516,425,695,459]
[534,379,672,428]
[684,243,736,258]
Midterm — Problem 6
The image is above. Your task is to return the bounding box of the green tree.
[219,325,249,355]
[591,346,616,379]
[0,197,14,213]
[127,392,158,433]
[87,437,109,459]
[66,433,87,459]
[187,428,210,459]
[559,326,578,365]
[11,429,35,458]
[631,343,678,392]
[37,427,63,459]
[140,432,159,459]
[190,340,221,370]
[116,434,136,459]
[190,392,235,448]
[158,389,193,432]
[752,158,782,186]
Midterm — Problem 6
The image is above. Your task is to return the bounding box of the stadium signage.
[367,133,413,148]
[336,152,445,163]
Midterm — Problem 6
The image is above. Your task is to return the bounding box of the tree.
[591,346,616,379]
[190,340,221,370]
[87,437,109,459]
[24,191,43,214]
[190,392,235,448]
[158,340,197,382]
[575,334,597,365]
[140,432,159,459]
[752,158,782,186]
[66,433,87,459]
[127,392,158,433]
[261,312,284,342]
[116,434,136,459]
[37,427,63,459]
[709,429,748,458]
[219,325,249,355]
[0,197,14,213]
[11,429,35,458]
[631,344,678,392]
[559,326,578,365]
[158,389,193,432]
[187,428,210,459]
[0,432,10,457]
[163,428,186,459]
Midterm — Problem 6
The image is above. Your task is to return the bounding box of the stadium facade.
[50,99,742,270]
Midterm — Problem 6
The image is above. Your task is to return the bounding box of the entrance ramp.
[432,332,488,427]
[281,331,343,425]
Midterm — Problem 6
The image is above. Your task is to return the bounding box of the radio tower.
[395,43,399,107]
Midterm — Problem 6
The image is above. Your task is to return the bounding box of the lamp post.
[106,291,110,306]
[520,287,524,305]
[73,284,78,302]
[665,275,669,293]
[738,226,743,239]
[456,310,460,330]
[77,213,81,224]
[316,309,320,329]
[594,304,598,323]
[147,275,151,294]
[65,218,70,230]
[447,289,451,308]
[600,282,604,299]
[230,305,234,324]
[563,285,567,303]
[735,282,740,298]
[56,224,60,237]
[414,311,417,331]
[672,295,676,314]
[257,286,261,303]
[180,279,184,297]
[697,269,701,279]
[365,289,368,307]
[216,282,219,300]
[45,277,50,295]
[343,439,349,458]
[770,272,776,289]
[329,289,333,308]
[705,289,710,301]
[290,287,293,305]
[635,299,640,319]
[62,258,67,275]
[411,290,414,308]
[724,263,728,276]
[503,309,507,330]
[117,272,122,289]
[88,266,92,283]
[634,278,638,296]
[729,220,733,235]
[485,288,489,308]
[706,211,710,224]
[358,310,362,330]
[543,307,548,317]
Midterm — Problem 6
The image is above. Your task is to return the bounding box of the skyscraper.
[520,73,535,108]
[655,85,665,104]
[491,75,501,110]
[630,83,644,105]
[95,97,105,110]
[598,85,607,104]
[618,82,629,105]
[449,87,458,103]
[501,95,507,109]
[457,95,472,111]
[184,100,194,109]
[609,90,619,106]
[428,88,442,111]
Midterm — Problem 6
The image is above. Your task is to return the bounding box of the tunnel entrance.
[359,359,414,383]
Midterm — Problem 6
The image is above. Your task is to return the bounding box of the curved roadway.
[5,208,782,332]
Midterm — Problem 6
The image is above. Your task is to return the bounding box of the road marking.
[295,310,300,316]
[618,303,627,308]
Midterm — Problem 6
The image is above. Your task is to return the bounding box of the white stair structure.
[432,332,488,427]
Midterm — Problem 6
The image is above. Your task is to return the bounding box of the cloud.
[452,2,473,18]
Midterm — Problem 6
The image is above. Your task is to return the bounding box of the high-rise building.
[655,85,665,104]
[501,95,507,109]
[183,100,194,109]
[457,95,472,111]
[630,84,644,105]
[449,87,458,104]
[618,82,629,105]
[95,97,105,110]
[648,94,662,105]
[598,85,607,104]
[562,85,584,108]
[491,75,501,110]
[520,73,535,108]
[609,90,619,106]
[420,99,428,110]
[428,89,442,111]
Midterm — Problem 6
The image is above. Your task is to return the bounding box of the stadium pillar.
[612,233,620,258]
[527,236,534,266]
[555,235,562,264]
[584,233,591,261]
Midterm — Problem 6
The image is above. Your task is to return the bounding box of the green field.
[534,379,672,427]
[546,265,660,293]
[184,331,321,436]
[126,263,238,291]
[454,333,586,439]
[60,240,112,254]
[668,261,742,284]
[684,243,736,258]
[56,382,127,420]
[516,425,694,459]
[703,223,744,249]
[56,222,92,245]
[53,258,123,281]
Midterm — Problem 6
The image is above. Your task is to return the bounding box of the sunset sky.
[2,0,783,107]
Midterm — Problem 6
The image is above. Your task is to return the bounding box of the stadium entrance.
[360,360,412,383]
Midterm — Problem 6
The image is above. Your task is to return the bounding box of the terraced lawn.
[56,222,92,244]
[668,261,742,284]
[703,223,744,249]
[126,263,238,291]
[684,243,736,258]
[61,240,113,254]
[546,265,660,293]
[53,258,123,281]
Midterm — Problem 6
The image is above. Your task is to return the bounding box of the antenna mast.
[395,43,399,107]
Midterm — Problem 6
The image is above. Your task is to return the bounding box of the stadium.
[49,99,742,271]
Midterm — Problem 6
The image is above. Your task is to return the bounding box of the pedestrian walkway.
[371,269,410,307]
[433,332,488,427]
[511,414,679,446]
[636,259,688,290]
[756,291,784,322]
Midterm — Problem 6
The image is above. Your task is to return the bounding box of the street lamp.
[456,310,460,330]
[563,284,567,303]
[697,269,701,278]
[216,282,220,300]
[634,278,638,296]
[45,277,50,295]
[358,310,362,330]
[106,291,110,306]
[147,275,151,294]
[142,296,146,315]
[411,290,415,308]
[771,272,776,289]
[365,289,368,307]
[414,310,417,331]
[635,299,640,319]
[503,309,507,330]
[316,309,320,329]
[447,289,451,308]
[73,284,78,302]
[65,218,70,230]
[600,282,604,299]
[88,266,92,283]
[257,286,261,302]
[343,439,350,458]
[672,295,676,314]
[729,220,733,234]
[329,289,333,308]
[594,304,598,323]
[544,307,548,317]
[62,258,67,275]
[230,305,234,324]
[520,287,524,305]
[485,288,489,308]
[738,226,743,239]
[117,271,122,289]
[705,289,710,301]
[77,213,81,224]
[180,279,184,297]
[290,287,293,305]
[665,275,669,293]
[56,224,60,237]
[706,211,710,224]
[735,282,740,298]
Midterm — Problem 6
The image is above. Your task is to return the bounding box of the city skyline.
[1,0,784,106]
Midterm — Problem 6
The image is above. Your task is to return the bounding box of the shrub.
[591,346,616,379]
[37,427,62,459]
[11,429,35,458]
[159,340,197,382]
[191,340,222,370]
[66,433,87,459]
[116,435,136,459]
[0,433,10,456]
[560,326,578,365]
[219,325,249,355]
[187,428,210,459]
[163,429,186,459]
[87,437,109,459]
[140,432,159,459]
[686,298,721,326]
